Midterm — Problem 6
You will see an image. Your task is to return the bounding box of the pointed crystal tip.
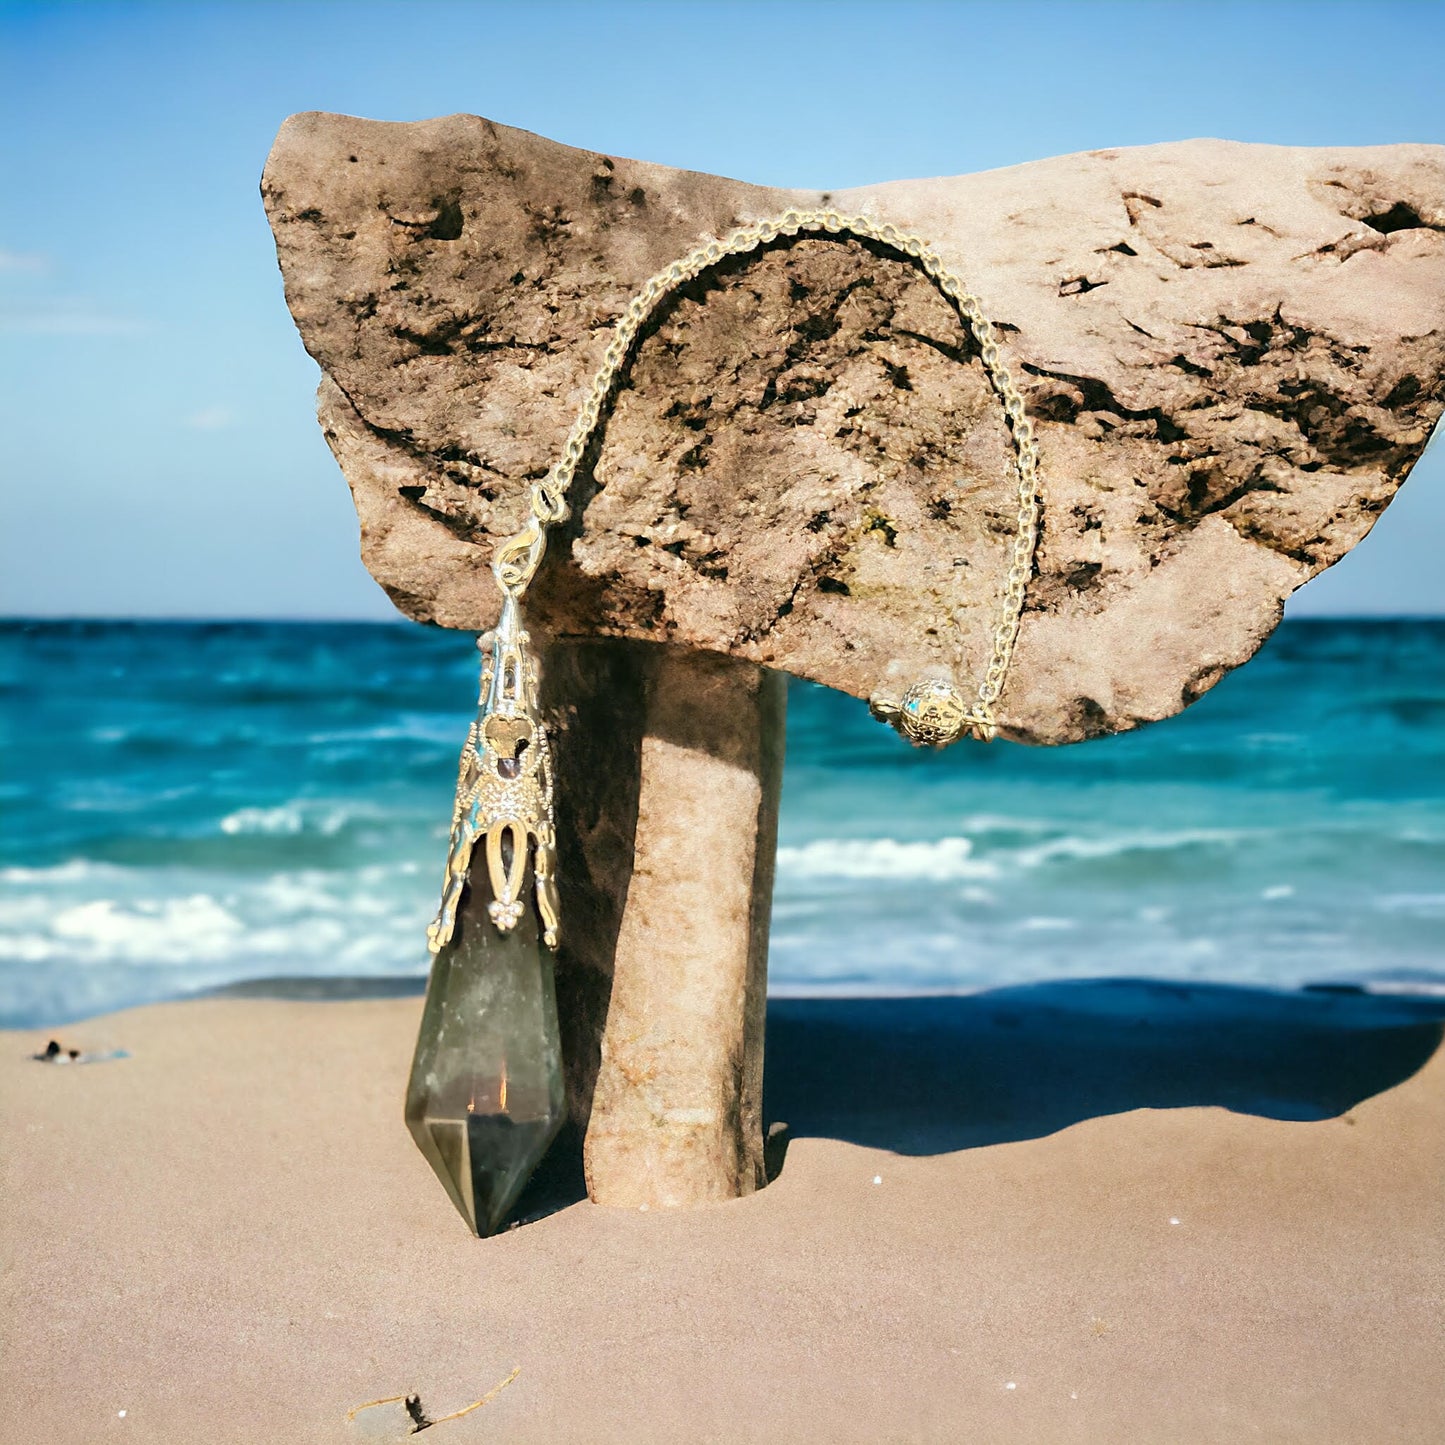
[412,1110,562,1237]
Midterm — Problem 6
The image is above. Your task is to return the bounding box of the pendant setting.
[427,594,560,955]
[406,593,566,1235]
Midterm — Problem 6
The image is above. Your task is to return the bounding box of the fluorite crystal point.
[405,853,565,1235]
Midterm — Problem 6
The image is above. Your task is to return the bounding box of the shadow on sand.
[515,977,1445,1222]
[762,979,1445,1160]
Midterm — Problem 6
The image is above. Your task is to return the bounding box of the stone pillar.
[543,641,785,1206]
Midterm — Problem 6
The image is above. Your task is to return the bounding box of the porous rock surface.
[263,115,1445,743]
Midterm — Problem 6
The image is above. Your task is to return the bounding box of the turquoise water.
[2,619,1442,1028]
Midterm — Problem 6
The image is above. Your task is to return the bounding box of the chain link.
[491,209,1042,735]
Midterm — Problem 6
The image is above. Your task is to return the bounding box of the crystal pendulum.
[406,594,565,1235]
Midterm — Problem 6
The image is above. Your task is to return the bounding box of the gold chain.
[491,208,1041,741]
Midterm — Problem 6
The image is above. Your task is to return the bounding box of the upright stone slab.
[543,642,784,1207]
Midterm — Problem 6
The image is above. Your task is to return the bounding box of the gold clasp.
[492,520,548,597]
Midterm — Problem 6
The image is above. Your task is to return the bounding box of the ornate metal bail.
[427,592,561,954]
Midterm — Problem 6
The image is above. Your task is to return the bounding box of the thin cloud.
[0,299,146,335]
[0,250,51,274]
[185,406,237,431]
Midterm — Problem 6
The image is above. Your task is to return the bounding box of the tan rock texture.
[263,115,1445,743]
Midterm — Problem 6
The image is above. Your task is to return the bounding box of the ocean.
[2,618,1443,1029]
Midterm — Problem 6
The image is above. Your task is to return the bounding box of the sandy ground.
[2,991,1442,1444]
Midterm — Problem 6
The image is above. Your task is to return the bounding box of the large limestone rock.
[263,115,1444,743]
[262,116,1444,1216]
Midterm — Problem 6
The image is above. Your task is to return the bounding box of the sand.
[2,987,1442,1444]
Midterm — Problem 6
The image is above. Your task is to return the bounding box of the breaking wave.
[776,826,1248,882]
[778,836,997,881]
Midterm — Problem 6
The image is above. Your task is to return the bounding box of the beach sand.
[2,986,1442,1443]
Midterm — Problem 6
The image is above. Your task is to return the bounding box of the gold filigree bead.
[894,679,970,747]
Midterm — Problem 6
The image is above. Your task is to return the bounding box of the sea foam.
[777,836,998,881]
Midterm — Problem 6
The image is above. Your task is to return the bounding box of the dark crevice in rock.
[741,566,811,644]
[881,359,913,390]
[1181,664,1226,706]
[394,487,482,535]
[1156,470,1287,527]
[1021,362,1188,442]
[1068,695,1110,737]
[394,316,482,357]
[1229,518,1321,566]
[1362,201,1442,235]
[464,336,552,356]
[351,418,500,541]
[663,398,711,431]
[1384,375,1421,408]
[1063,560,1104,592]
[1179,242,1246,269]
[387,195,464,241]
[1191,311,1302,368]
[1169,354,1213,378]
[1122,191,1163,224]
[427,198,464,241]
[1246,377,1395,464]
[892,326,981,367]
[864,510,899,547]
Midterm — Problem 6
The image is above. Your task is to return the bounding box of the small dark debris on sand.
[30,1039,129,1065]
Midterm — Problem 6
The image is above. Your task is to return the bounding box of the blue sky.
[1,0,1441,619]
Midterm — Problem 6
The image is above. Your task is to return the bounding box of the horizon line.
[3,612,1445,627]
